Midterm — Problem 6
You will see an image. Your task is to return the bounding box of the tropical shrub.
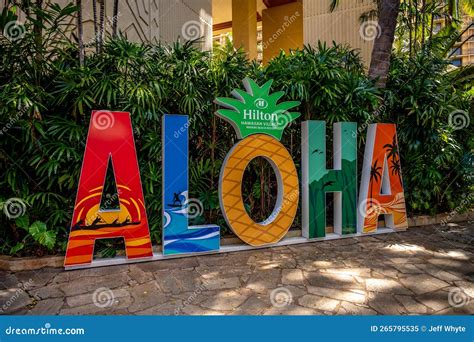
[0,3,471,257]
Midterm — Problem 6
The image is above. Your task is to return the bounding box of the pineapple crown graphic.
[215,78,301,141]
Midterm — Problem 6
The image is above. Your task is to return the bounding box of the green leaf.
[10,242,25,255]
[29,221,57,250]
[15,216,30,230]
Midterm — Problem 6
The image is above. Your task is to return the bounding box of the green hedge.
[0,4,471,256]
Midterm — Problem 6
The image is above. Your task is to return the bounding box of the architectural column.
[232,0,257,60]
[262,0,303,64]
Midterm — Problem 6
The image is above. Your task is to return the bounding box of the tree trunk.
[98,0,105,53]
[112,0,119,38]
[92,0,99,53]
[33,0,43,59]
[368,0,401,88]
[77,0,84,66]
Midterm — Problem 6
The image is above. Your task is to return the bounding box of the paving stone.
[307,286,366,304]
[180,305,224,315]
[368,293,406,314]
[135,258,198,272]
[3,221,474,315]
[127,281,169,313]
[272,285,307,300]
[30,284,64,299]
[59,273,130,296]
[305,272,364,290]
[196,266,251,280]
[281,269,304,285]
[204,277,241,291]
[337,302,377,315]
[371,266,399,279]
[128,265,154,284]
[0,273,21,289]
[453,281,474,298]
[424,266,462,282]
[27,298,64,315]
[436,300,474,315]
[394,295,428,314]
[171,290,207,308]
[245,269,280,293]
[154,270,202,294]
[321,267,372,278]
[416,290,452,312]
[399,274,450,295]
[15,268,60,288]
[392,264,423,274]
[366,278,412,295]
[231,294,269,315]
[197,255,231,267]
[0,287,33,313]
[200,290,248,311]
[135,303,181,315]
[263,305,318,315]
[66,288,130,308]
[298,295,340,312]
[54,265,128,283]
[59,295,133,315]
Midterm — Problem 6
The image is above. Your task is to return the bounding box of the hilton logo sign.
[64,78,407,268]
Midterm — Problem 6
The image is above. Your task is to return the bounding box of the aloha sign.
[64,78,407,268]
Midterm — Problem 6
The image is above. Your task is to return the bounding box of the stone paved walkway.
[1,222,473,315]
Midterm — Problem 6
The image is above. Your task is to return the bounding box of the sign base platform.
[65,227,397,270]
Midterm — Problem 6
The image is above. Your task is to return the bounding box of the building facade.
[2,0,472,67]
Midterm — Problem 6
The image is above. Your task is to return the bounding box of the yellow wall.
[262,1,303,64]
[303,0,376,68]
[232,0,257,59]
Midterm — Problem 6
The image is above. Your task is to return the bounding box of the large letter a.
[64,111,152,267]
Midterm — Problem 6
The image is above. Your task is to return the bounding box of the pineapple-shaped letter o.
[216,78,300,246]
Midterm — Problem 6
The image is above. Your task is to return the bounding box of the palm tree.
[369,160,382,199]
[368,0,401,88]
[98,0,105,53]
[383,135,399,162]
[76,0,84,66]
[112,0,119,38]
[92,0,98,52]
[330,0,401,88]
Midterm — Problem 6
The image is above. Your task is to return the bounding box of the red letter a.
[64,111,152,267]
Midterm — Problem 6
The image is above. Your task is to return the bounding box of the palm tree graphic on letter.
[384,135,402,185]
[370,160,382,199]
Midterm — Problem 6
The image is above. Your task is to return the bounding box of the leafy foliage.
[0,3,471,256]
